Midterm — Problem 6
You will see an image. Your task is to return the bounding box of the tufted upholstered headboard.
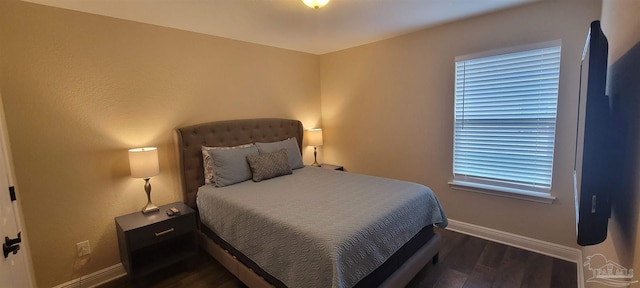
[176,118,303,209]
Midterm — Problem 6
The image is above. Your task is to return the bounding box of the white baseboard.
[446,219,584,288]
[446,219,581,263]
[577,249,585,288]
[52,263,126,288]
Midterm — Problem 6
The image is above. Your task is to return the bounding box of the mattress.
[197,166,447,288]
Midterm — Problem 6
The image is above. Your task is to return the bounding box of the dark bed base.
[355,227,437,287]
[201,224,437,288]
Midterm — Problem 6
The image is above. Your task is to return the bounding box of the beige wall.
[581,0,640,286]
[0,1,320,287]
[4,0,635,287]
[320,0,602,247]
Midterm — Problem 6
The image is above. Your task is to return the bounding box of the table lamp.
[307,128,323,166]
[128,147,160,214]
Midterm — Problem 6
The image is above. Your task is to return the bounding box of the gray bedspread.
[197,166,447,288]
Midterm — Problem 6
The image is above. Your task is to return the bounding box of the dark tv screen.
[574,20,612,246]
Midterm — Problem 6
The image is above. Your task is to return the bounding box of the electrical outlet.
[76,240,91,257]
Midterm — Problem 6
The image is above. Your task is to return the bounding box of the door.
[0,93,32,287]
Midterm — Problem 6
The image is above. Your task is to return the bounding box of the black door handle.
[5,232,21,246]
[3,232,21,258]
[3,242,20,258]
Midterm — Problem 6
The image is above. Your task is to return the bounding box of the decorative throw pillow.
[202,147,215,185]
[246,149,292,182]
[255,138,304,169]
[205,144,258,187]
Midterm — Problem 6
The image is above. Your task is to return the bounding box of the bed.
[176,118,447,288]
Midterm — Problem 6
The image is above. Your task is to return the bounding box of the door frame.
[0,92,36,287]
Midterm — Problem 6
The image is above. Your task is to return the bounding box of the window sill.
[448,180,556,204]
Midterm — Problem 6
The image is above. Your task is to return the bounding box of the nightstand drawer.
[128,213,196,251]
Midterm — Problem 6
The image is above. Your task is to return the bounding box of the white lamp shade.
[307,129,323,146]
[128,147,159,178]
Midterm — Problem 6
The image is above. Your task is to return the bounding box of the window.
[451,41,561,201]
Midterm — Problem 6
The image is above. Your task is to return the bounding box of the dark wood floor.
[406,229,577,288]
[99,229,577,288]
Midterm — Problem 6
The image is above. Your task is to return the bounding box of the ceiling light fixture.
[302,0,330,9]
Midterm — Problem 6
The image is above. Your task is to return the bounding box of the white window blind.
[453,44,561,193]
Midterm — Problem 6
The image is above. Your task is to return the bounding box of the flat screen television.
[574,20,612,246]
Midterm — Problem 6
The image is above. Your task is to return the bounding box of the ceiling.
[23,0,536,55]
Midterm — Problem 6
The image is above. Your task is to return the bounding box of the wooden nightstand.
[115,202,197,279]
[320,164,344,171]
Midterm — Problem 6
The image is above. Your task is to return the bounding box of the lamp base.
[141,178,159,214]
[141,202,159,214]
[312,146,321,167]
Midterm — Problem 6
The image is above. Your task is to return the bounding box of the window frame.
[449,40,562,204]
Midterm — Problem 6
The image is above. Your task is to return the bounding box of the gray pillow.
[209,144,259,187]
[246,149,292,182]
[202,144,253,185]
[255,138,304,169]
